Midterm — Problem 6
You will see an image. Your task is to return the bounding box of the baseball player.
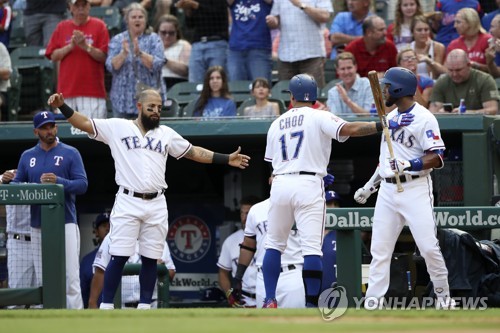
[89,235,176,309]
[12,111,88,309]
[48,89,250,310]
[261,74,414,308]
[1,170,36,308]
[217,196,260,308]
[80,212,110,308]
[354,67,454,309]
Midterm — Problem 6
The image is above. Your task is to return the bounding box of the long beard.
[140,109,160,131]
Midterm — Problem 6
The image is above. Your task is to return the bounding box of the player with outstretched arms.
[48,89,250,310]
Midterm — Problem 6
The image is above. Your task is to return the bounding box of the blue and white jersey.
[14,142,88,227]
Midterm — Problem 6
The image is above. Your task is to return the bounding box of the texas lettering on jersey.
[120,136,167,156]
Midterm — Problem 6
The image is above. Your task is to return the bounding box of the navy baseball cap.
[93,213,110,229]
[70,0,89,4]
[33,111,56,129]
[325,190,341,203]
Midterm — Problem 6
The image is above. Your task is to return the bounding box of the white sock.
[137,303,151,310]
[99,303,114,310]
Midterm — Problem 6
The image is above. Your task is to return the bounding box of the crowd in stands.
[0,0,500,121]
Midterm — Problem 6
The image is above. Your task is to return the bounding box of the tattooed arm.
[340,121,380,137]
[183,146,250,169]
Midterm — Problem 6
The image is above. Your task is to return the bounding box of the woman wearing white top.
[410,15,447,79]
[155,14,191,89]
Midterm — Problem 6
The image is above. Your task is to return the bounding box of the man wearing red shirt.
[345,15,398,78]
[45,0,109,118]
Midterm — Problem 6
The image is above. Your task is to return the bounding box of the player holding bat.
[354,67,454,309]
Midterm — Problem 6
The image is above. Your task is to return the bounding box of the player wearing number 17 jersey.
[261,74,414,308]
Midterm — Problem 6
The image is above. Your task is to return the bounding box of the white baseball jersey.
[217,229,257,306]
[245,199,305,308]
[264,107,348,177]
[89,118,192,259]
[90,118,192,192]
[94,235,175,304]
[378,103,445,178]
[6,205,30,235]
[244,199,303,267]
[365,102,450,305]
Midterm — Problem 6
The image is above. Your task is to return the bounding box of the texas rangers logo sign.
[167,215,211,263]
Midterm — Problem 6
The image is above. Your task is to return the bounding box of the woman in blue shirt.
[193,66,237,118]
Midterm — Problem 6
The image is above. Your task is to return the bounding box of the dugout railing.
[0,184,170,309]
[328,206,500,307]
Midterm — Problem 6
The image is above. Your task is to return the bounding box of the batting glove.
[323,173,335,187]
[390,158,412,174]
[354,184,378,204]
[388,113,415,130]
[226,279,245,308]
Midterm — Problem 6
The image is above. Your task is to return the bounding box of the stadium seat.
[168,81,203,106]
[270,80,291,104]
[375,0,392,24]
[228,80,253,106]
[237,97,286,116]
[162,98,180,117]
[324,59,337,83]
[89,6,122,37]
[181,98,199,117]
[6,68,22,121]
[9,10,26,51]
[320,79,341,100]
[10,46,55,119]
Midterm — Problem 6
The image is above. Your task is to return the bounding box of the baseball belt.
[275,171,316,176]
[121,187,165,200]
[241,290,256,299]
[384,174,420,184]
[257,264,300,273]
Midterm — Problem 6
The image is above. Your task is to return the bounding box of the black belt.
[122,188,165,200]
[241,290,256,299]
[198,35,224,43]
[276,171,316,176]
[258,264,298,273]
[384,175,420,184]
[13,234,31,241]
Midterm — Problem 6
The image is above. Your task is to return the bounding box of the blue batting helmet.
[288,74,317,102]
[380,67,417,99]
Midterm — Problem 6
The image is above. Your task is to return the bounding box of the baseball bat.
[367,70,404,193]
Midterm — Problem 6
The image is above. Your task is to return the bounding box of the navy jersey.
[14,142,88,227]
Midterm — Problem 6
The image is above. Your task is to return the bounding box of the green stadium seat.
[324,59,337,84]
[181,98,198,117]
[270,80,291,104]
[6,68,22,121]
[228,80,253,106]
[162,98,180,117]
[90,6,122,37]
[320,79,341,100]
[9,10,26,51]
[10,46,55,119]
[237,97,287,116]
[168,81,202,106]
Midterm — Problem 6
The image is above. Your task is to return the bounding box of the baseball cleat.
[436,297,456,310]
[263,298,278,308]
